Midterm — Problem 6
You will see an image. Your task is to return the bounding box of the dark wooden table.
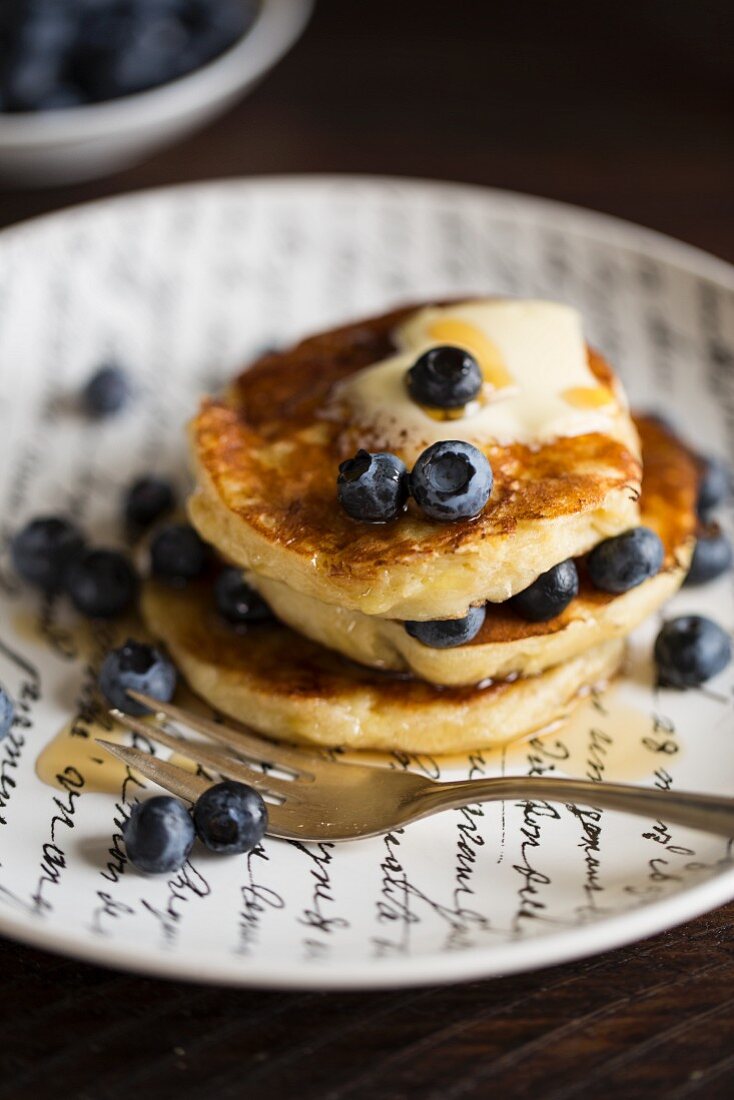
[1,2,733,1097]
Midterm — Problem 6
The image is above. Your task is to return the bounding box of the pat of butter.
[337,300,621,455]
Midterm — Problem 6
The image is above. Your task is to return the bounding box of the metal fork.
[97,690,734,842]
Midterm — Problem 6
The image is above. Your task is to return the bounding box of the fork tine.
[95,739,213,803]
[127,690,317,776]
[112,711,294,801]
[96,740,296,837]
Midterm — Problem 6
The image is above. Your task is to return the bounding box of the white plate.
[0,177,733,990]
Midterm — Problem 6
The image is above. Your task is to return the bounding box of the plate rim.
[2,173,733,287]
[1,174,733,989]
[0,863,733,989]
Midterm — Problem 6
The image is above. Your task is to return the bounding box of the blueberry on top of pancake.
[189,299,643,620]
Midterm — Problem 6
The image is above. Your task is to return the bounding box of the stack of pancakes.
[142,300,698,754]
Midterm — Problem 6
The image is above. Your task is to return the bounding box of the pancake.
[189,301,642,621]
[247,415,697,684]
[140,573,624,754]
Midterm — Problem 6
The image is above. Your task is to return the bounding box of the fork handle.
[414,777,734,838]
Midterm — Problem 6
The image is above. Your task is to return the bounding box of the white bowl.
[0,0,313,186]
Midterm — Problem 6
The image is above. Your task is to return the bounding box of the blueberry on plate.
[98,639,177,716]
[407,345,483,409]
[684,523,733,586]
[586,526,664,594]
[215,568,272,625]
[82,363,131,417]
[10,515,85,592]
[65,548,138,618]
[654,615,732,689]
[511,560,579,622]
[405,605,486,648]
[150,523,209,584]
[0,687,14,741]
[697,454,730,518]
[410,440,493,522]
[337,450,409,523]
[193,781,268,855]
[123,475,176,531]
[123,796,195,875]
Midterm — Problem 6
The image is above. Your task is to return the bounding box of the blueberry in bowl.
[0,0,259,112]
[0,0,313,184]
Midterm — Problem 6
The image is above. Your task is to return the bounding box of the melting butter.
[338,300,622,457]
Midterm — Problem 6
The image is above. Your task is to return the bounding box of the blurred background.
[0,0,732,256]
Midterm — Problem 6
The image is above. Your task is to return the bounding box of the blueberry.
[150,523,208,584]
[11,515,85,592]
[409,440,493,522]
[65,548,138,618]
[1,0,75,111]
[337,450,409,523]
[99,638,177,716]
[181,0,253,39]
[654,615,732,689]
[697,455,730,517]
[68,6,134,102]
[1,0,255,113]
[215,568,272,625]
[3,50,64,111]
[684,523,733,587]
[407,345,483,409]
[193,780,268,855]
[511,560,579,622]
[586,526,664,594]
[38,84,84,109]
[15,0,77,55]
[102,15,189,98]
[405,605,486,648]
[123,796,195,875]
[82,363,131,417]
[124,475,176,531]
[176,0,253,61]
[0,687,14,741]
